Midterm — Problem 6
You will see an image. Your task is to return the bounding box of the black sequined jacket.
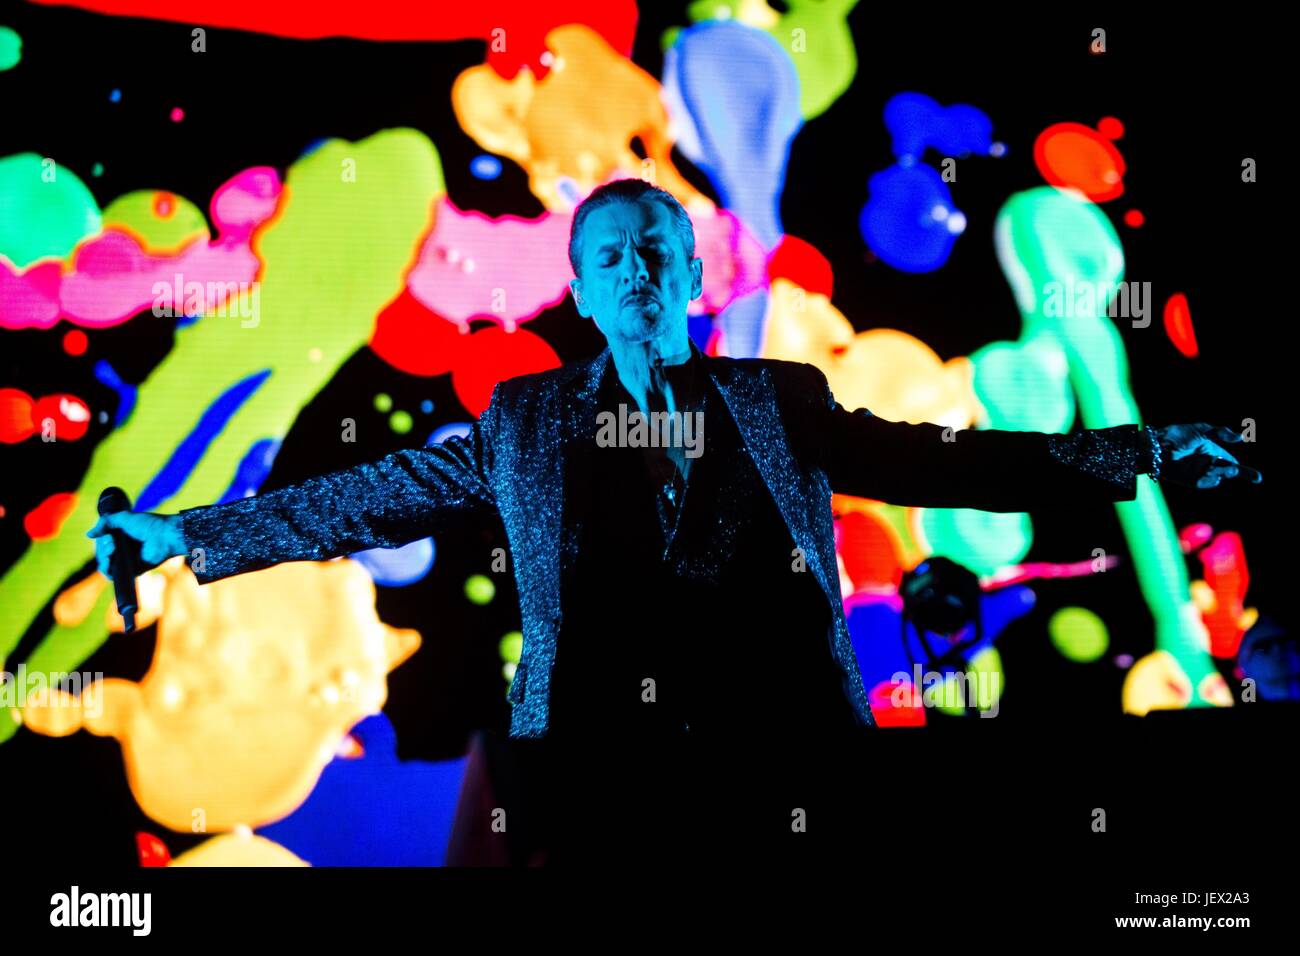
[179,340,1156,738]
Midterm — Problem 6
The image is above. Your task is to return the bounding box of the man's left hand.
[1153,424,1263,489]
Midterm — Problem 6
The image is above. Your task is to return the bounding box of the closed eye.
[602,246,668,267]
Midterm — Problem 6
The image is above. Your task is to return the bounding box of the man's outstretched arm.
[797,364,1258,511]
[88,385,503,584]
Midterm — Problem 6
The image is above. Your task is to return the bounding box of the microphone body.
[98,486,141,633]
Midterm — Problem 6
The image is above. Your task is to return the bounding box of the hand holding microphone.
[86,488,187,632]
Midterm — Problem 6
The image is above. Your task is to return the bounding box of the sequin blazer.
[180,342,1156,738]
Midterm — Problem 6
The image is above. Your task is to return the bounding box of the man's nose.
[622,249,650,285]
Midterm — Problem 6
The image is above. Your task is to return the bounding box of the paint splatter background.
[0,2,1285,866]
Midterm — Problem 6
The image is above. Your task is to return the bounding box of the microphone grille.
[98,486,132,516]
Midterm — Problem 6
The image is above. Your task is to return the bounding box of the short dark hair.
[568,178,696,278]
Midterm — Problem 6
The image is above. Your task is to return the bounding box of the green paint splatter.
[101,189,208,250]
[389,410,412,434]
[499,630,523,664]
[989,186,1213,702]
[0,129,447,744]
[464,574,495,605]
[0,27,21,71]
[0,153,102,267]
[1050,607,1109,663]
[920,508,1031,578]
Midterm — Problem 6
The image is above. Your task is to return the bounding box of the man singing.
[88,178,1260,859]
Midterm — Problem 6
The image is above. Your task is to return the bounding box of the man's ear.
[569,278,591,318]
[690,257,704,301]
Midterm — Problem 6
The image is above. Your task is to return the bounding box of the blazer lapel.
[557,347,612,583]
[707,358,835,600]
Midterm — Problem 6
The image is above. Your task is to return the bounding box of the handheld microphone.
[97,486,141,633]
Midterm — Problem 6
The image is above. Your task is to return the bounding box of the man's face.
[569,198,703,346]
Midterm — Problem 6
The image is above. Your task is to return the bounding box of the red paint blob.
[453,326,561,417]
[1163,292,1198,358]
[24,492,78,541]
[836,511,903,592]
[1034,122,1126,202]
[26,1,638,82]
[369,289,466,377]
[370,290,560,415]
[868,680,927,728]
[0,388,37,443]
[32,393,91,441]
[1178,522,1214,553]
[63,329,89,355]
[767,235,834,298]
[1097,116,1125,140]
[1123,209,1145,228]
[1198,532,1249,659]
[137,832,172,867]
[153,191,175,218]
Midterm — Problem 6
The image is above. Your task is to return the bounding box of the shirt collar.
[602,337,706,404]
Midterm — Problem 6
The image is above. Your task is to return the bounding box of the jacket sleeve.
[798,364,1157,512]
[178,384,503,584]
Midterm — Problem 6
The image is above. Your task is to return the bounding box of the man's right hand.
[86,512,187,579]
